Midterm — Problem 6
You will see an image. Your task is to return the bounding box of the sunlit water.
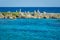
[0,19,60,40]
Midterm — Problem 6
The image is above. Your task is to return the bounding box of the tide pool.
[0,19,60,40]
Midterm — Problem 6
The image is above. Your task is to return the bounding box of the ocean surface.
[0,19,60,40]
[0,7,60,13]
[0,7,60,40]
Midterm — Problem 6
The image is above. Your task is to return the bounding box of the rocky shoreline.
[0,10,60,19]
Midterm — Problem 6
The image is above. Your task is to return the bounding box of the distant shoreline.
[0,10,60,19]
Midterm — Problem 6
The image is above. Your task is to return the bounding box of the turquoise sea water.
[0,19,60,40]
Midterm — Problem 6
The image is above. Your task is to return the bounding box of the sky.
[0,0,60,7]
